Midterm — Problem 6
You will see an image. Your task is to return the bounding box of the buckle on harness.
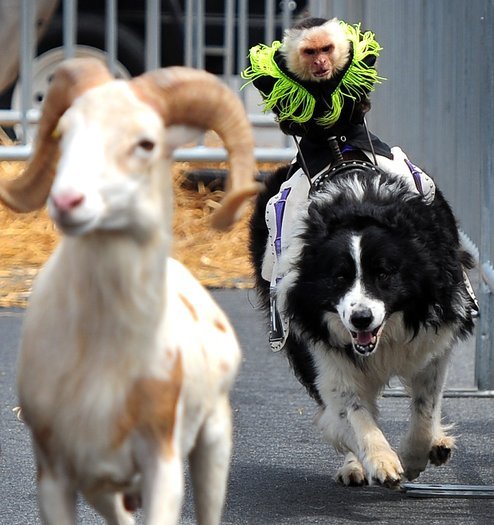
[269,285,289,352]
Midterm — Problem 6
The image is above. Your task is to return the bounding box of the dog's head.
[277,168,466,358]
[324,227,409,356]
[281,223,415,357]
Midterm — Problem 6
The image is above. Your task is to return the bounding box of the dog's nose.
[350,308,373,330]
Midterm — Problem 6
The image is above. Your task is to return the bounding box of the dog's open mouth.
[350,326,383,356]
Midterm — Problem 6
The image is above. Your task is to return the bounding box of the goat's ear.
[165,125,204,154]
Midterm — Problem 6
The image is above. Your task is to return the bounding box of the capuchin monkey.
[247,16,374,141]
[280,17,351,82]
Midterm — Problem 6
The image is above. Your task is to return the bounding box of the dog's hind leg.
[399,351,455,480]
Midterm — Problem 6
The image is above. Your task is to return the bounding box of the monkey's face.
[301,41,337,80]
[282,19,351,83]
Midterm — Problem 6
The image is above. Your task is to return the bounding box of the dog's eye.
[333,270,351,284]
[376,268,396,285]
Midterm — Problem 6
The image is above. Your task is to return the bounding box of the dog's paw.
[429,435,455,466]
[336,454,368,486]
[363,448,404,488]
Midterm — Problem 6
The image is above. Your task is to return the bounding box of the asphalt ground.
[1,289,494,524]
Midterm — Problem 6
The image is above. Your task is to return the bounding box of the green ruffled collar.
[241,21,384,128]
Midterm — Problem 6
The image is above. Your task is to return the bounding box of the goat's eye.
[137,139,155,152]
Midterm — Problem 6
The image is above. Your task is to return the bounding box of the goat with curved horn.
[8,57,256,524]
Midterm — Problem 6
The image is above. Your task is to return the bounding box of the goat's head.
[0,58,258,236]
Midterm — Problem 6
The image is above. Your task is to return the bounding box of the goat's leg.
[37,464,77,525]
[140,449,184,525]
[84,491,135,525]
[400,351,454,481]
[189,395,233,525]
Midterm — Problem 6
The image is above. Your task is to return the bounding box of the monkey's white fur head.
[281,18,350,82]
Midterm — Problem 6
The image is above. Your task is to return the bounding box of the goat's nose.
[51,191,85,213]
[350,308,373,330]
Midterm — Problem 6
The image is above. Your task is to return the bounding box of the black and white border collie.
[250,160,476,486]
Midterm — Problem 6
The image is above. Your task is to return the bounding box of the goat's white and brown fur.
[0,58,258,525]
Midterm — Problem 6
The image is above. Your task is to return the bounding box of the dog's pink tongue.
[357,332,373,345]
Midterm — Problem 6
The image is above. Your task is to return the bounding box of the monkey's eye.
[322,45,335,53]
[303,48,316,56]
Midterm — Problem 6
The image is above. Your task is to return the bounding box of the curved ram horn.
[130,67,259,229]
[0,57,113,212]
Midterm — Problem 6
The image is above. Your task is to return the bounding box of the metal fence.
[0,0,493,389]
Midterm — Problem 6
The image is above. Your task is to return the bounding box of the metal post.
[475,3,494,390]
[20,0,35,145]
[105,0,118,74]
[196,0,205,70]
[63,0,77,58]
[237,0,248,76]
[184,0,193,67]
[223,0,234,80]
[264,0,275,45]
[280,1,293,148]
[184,0,204,70]
[146,0,161,70]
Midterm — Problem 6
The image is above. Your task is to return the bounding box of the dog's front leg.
[346,401,404,487]
[318,393,403,487]
[400,352,455,480]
